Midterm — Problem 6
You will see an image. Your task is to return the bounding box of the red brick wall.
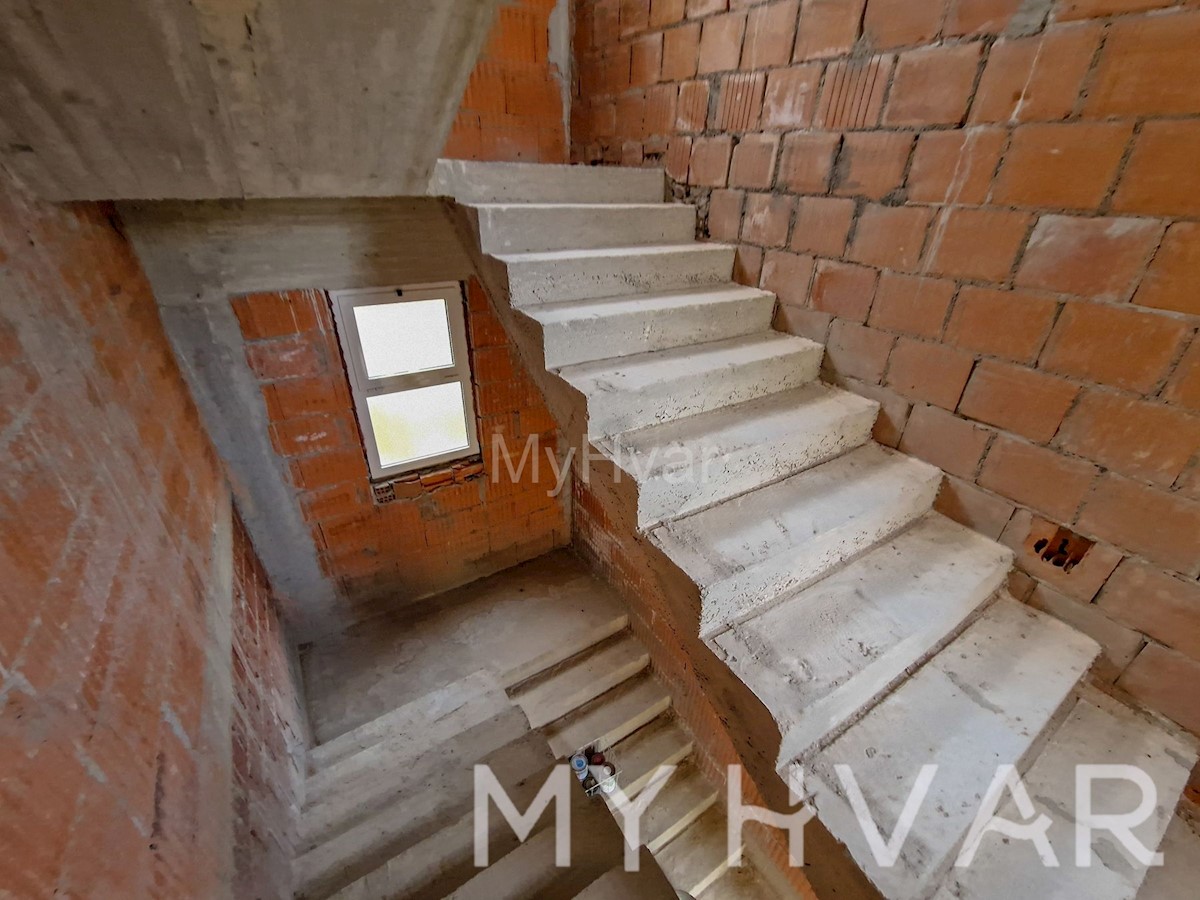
[444,0,569,162]
[0,172,302,894]
[572,2,1200,741]
[232,280,569,625]
[232,513,307,899]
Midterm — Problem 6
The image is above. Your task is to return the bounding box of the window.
[329,283,479,479]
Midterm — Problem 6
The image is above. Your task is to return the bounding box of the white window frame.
[329,282,480,480]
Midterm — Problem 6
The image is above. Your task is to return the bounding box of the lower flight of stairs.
[292,558,793,900]
[433,158,1200,900]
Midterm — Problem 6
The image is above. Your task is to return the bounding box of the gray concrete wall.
[120,197,474,641]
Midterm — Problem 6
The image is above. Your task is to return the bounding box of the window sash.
[329,283,480,479]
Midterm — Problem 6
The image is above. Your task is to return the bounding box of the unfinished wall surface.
[0,170,302,896]
[445,0,571,162]
[232,514,308,900]
[232,280,570,628]
[572,0,1200,741]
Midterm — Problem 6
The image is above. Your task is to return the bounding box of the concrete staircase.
[436,159,1200,900]
[293,553,788,900]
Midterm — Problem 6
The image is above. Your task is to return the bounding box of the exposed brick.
[900,403,992,479]
[742,0,800,68]
[1112,120,1200,218]
[665,135,693,180]
[958,360,1079,443]
[924,207,1033,283]
[232,290,320,340]
[734,244,764,285]
[832,132,914,200]
[847,204,934,272]
[644,84,679,136]
[675,80,710,131]
[884,43,984,127]
[1134,222,1200,316]
[1117,644,1200,735]
[815,56,893,130]
[1057,0,1176,20]
[868,273,955,339]
[688,135,734,186]
[1086,10,1200,118]
[1015,215,1162,302]
[698,12,747,74]
[935,475,1016,540]
[630,33,664,87]
[662,22,703,81]
[651,0,688,27]
[729,133,779,188]
[824,319,896,383]
[944,0,1025,36]
[270,413,349,458]
[714,72,766,131]
[1099,558,1200,663]
[862,0,946,49]
[741,192,795,247]
[1078,474,1200,575]
[1039,302,1190,394]
[969,22,1103,124]
[979,435,1099,522]
[687,0,727,16]
[245,336,324,381]
[615,92,646,139]
[759,249,815,306]
[944,285,1058,364]
[620,0,651,36]
[1001,509,1125,602]
[792,0,865,61]
[790,196,856,257]
[991,123,1133,211]
[1164,339,1200,412]
[810,259,879,322]
[761,64,822,130]
[708,188,746,241]
[1057,390,1200,487]
[906,127,1005,205]
[1028,583,1144,684]
[774,304,832,343]
[887,338,976,410]
[778,132,841,193]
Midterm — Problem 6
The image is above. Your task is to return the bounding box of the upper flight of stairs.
[293,553,789,900]
[434,158,1200,900]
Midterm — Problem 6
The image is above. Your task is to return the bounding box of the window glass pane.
[354,298,454,379]
[367,382,470,468]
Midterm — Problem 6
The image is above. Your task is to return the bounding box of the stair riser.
[520,652,649,730]
[696,471,941,637]
[579,346,822,438]
[623,403,878,529]
[536,294,775,369]
[505,246,735,307]
[435,159,667,204]
[478,205,696,254]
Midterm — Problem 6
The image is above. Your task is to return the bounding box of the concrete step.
[597,383,878,530]
[297,729,554,899]
[656,807,740,897]
[606,715,694,799]
[433,158,667,204]
[932,688,1197,900]
[544,672,672,758]
[644,763,720,853]
[513,631,650,729]
[559,332,823,439]
[1136,814,1200,900]
[499,243,735,307]
[699,866,782,900]
[525,284,776,369]
[714,512,1013,769]
[574,848,681,899]
[475,202,696,254]
[802,597,1100,900]
[650,444,942,638]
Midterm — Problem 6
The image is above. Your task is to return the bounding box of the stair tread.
[656,806,740,896]
[475,203,696,254]
[433,159,666,204]
[544,673,672,759]
[573,848,680,899]
[523,284,772,320]
[803,596,1101,899]
[715,512,1013,767]
[932,689,1197,900]
[650,444,942,635]
[605,715,693,799]
[1135,814,1200,900]
[495,242,728,264]
[644,764,720,853]
[514,632,649,729]
[699,866,782,900]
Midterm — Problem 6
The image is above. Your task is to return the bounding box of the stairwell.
[427,158,1200,900]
